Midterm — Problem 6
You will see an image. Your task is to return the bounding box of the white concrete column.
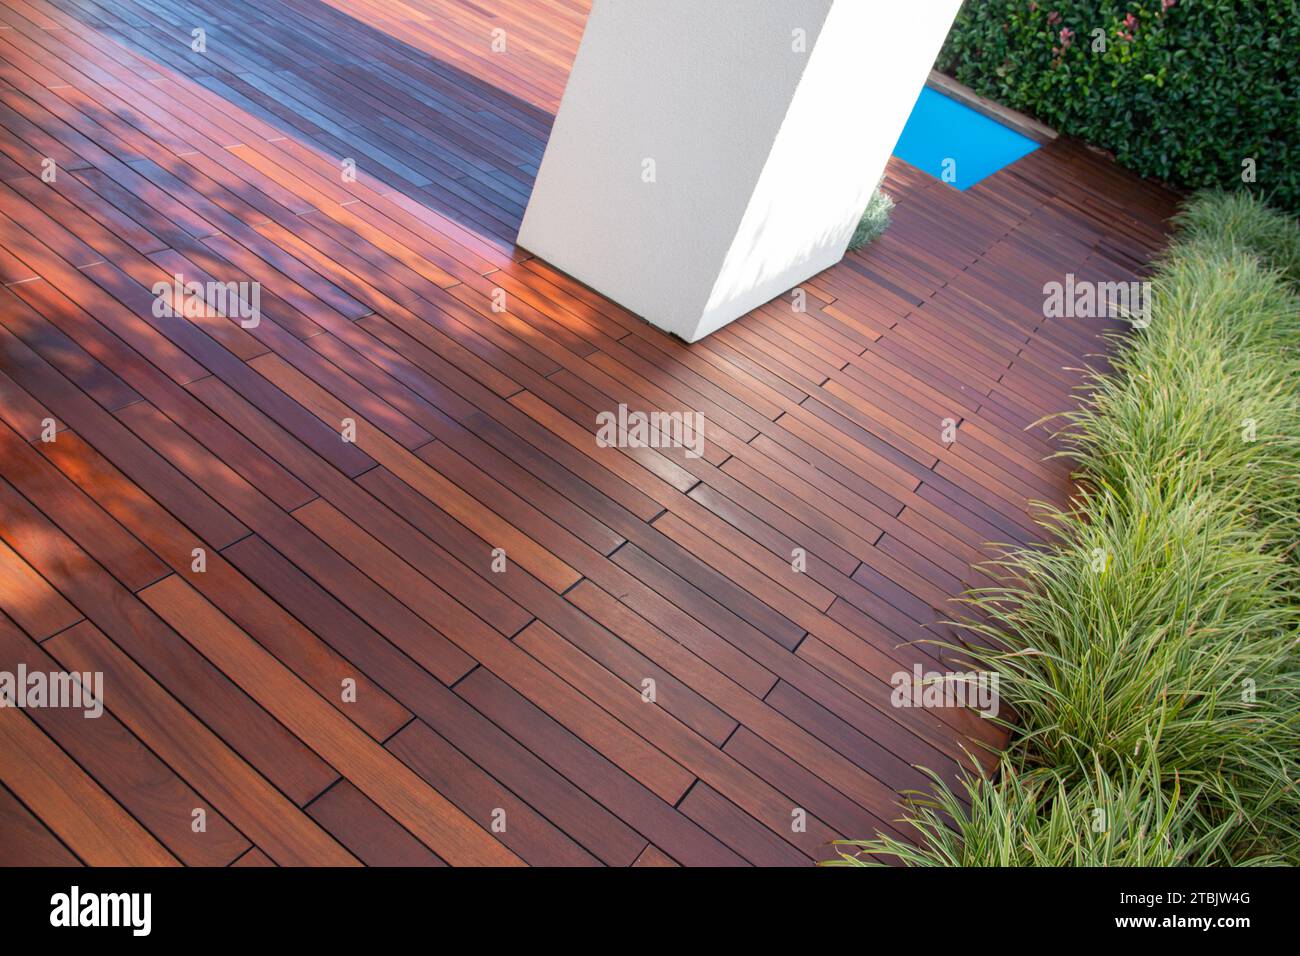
[517,0,963,342]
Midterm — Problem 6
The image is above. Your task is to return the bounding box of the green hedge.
[938,1,1300,212]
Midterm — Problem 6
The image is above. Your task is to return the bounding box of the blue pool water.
[892,86,1039,189]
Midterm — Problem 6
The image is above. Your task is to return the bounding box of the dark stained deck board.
[0,0,1181,866]
[0,780,82,867]
[0,613,252,865]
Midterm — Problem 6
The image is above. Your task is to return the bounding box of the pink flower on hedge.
[1124,13,1138,29]
[1059,26,1074,45]
[1047,10,1061,24]
[1162,0,1176,9]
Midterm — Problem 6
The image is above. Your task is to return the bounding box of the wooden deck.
[0,0,1182,867]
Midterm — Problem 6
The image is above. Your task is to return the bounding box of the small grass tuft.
[848,188,894,251]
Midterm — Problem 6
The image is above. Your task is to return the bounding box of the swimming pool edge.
[926,70,1058,144]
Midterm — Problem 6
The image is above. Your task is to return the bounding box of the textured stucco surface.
[518,0,962,342]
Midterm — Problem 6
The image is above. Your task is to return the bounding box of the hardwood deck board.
[0,781,82,867]
[0,0,1179,866]
[0,477,344,806]
[34,428,415,742]
[0,686,179,866]
[0,615,251,865]
[44,619,357,866]
[386,720,600,867]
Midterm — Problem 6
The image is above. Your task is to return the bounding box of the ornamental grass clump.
[829,754,1265,867]
[830,192,1300,867]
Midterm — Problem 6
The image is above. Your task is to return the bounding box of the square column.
[517,0,963,342]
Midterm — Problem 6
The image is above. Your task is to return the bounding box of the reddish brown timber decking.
[0,0,1182,866]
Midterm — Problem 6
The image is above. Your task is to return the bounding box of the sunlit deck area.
[0,0,1181,866]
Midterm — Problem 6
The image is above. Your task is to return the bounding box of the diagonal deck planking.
[0,0,1182,867]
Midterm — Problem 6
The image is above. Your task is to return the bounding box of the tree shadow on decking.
[58,0,571,252]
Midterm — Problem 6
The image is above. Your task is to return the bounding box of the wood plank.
[138,575,524,867]
[0,781,81,867]
[0,614,251,865]
[0,689,178,866]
